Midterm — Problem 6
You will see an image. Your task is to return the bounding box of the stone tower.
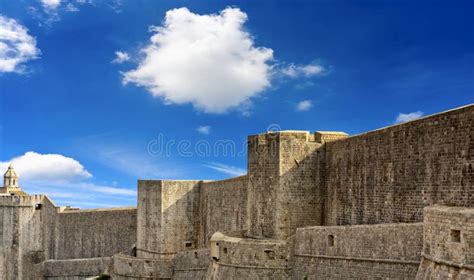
[1,165,26,195]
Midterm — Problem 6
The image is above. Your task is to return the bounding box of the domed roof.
[4,165,18,178]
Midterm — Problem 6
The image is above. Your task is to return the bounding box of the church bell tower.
[1,165,26,195]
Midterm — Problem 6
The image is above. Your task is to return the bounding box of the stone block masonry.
[55,207,136,260]
[293,223,423,279]
[0,103,472,280]
[324,104,473,225]
[416,205,474,279]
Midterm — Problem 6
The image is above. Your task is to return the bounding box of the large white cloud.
[0,15,41,73]
[123,7,274,114]
[0,151,92,183]
[0,151,136,208]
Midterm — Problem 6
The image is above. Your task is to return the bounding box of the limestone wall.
[172,249,209,280]
[198,176,248,248]
[40,257,112,279]
[277,132,323,239]
[247,131,323,239]
[55,207,136,260]
[247,132,280,238]
[208,234,292,279]
[0,196,25,279]
[137,180,201,259]
[324,104,474,225]
[293,223,423,279]
[0,195,52,279]
[113,252,173,279]
[416,205,474,279]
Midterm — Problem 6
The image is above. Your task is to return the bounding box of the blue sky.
[0,0,473,208]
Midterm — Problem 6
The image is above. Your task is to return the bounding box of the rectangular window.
[451,229,461,243]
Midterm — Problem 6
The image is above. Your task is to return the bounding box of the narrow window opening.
[328,235,335,247]
[451,229,461,243]
[264,249,275,260]
[35,203,42,210]
[223,247,228,254]
[185,242,193,248]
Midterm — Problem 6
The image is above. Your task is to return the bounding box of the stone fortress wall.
[293,223,423,279]
[416,205,474,279]
[0,103,472,279]
[0,194,136,279]
[323,105,473,225]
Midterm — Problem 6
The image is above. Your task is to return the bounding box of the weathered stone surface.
[113,252,173,279]
[0,103,472,280]
[207,234,292,280]
[324,104,473,225]
[137,180,201,259]
[198,176,247,248]
[55,207,136,260]
[293,223,423,279]
[416,205,474,280]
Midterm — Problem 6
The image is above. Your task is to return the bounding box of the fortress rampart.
[416,205,474,279]
[323,104,473,225]
[0,103,472,279]
[0,195,136,279]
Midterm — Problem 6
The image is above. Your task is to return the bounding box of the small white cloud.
[66,3,79,12]
[123,7,273,114]
[0,15,41,73]
[395,111,424,123]
[196,126,211,135]
[204,162,246,176]
[296,100,313,112]
[112,51,130,64]
[0,151,91,183]
[280,63,324,78]
[40,0,61,10]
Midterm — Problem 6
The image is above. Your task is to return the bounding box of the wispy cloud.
[280,63,325,78]
[29,0,124,26]
[0,15,41,73]
[112,51,130,64]
[66,3,79,12]
[204,162,246,177]
[40,0,61,10]
[296,100,313,112]
[196,126,211,135]
[73,132,183,179]
[395,111,423,123]
[79,183,136,196]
